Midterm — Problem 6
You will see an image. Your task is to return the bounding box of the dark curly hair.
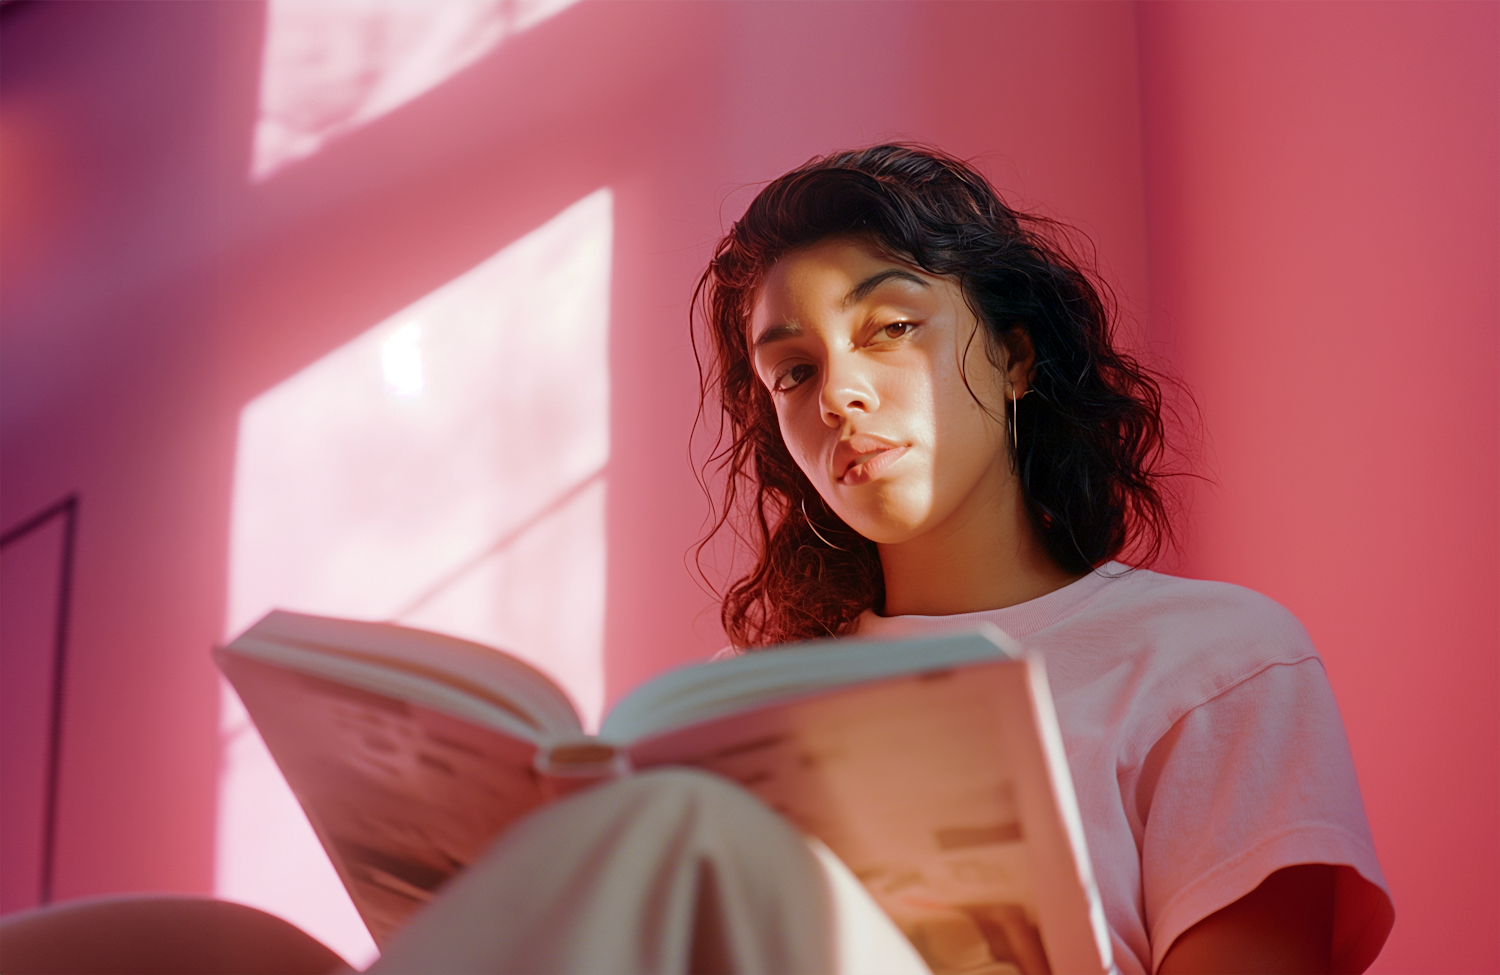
[693,144,1182,649]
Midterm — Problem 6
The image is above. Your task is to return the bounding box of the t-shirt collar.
[856,562,1128,641]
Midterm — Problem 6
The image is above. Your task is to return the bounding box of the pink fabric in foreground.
[850,564,1394,973]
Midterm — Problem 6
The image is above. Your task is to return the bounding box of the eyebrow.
[752,322,803,349]
[751,269,930,350]
[844,269,929,307]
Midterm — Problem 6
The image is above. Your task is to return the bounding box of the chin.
[831,489,934,546]
[848,521,932,546]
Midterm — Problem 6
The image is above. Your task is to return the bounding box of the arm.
[1158,864,1335,975]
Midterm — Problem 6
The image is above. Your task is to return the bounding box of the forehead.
[752,238,912,319]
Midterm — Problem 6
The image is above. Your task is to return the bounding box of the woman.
[2,146,1393,975]
[685,145,1395,973]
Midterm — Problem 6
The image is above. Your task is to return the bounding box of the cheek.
[935,373,1006,455]
[920,361,1008,496]
[774,403,825,481]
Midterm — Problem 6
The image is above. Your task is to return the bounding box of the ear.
[996,325,1036,396]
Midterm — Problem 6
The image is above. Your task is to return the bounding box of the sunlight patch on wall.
[252,0,582,181]
[218,189,612,964]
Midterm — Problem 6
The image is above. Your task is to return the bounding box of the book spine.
[534,741,633,801]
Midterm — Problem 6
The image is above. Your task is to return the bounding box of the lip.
[835,436,909,486]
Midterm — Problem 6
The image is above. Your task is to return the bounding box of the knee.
[601,767,762,820]
[0,895,347,974]
[547,766,775,837]
[493,765,799,877]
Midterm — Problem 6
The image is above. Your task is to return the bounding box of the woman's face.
[748,238,1020,546]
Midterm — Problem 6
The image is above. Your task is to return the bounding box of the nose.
[819,350,879,428]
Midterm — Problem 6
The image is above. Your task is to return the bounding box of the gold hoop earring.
[1011,388,1019,452]
[801,498,848,551]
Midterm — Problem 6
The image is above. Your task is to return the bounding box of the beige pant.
[368,768,933,974]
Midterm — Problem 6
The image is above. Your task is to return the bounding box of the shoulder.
[1095,568,1314,659]
[1037,567,1316,669]
[1038,567,1323,748]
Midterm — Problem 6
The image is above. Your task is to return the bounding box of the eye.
[878,321,916,341]
[772,362,816,393]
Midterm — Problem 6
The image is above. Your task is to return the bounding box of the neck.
[876,475,1082,617]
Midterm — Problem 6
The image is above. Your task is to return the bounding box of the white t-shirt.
[850,564,1395,973]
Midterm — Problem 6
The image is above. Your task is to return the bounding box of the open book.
[216,611,1112,975]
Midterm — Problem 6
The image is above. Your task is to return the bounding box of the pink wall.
[1138,5,1499,972]
[0,1,1494,970]
[0,0,1151,900]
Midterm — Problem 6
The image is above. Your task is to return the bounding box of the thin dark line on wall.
[42,498,78,905]
[0,495,75,548]
[1,493,80,906]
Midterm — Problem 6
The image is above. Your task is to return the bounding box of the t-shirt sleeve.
[1137,658,1394,973]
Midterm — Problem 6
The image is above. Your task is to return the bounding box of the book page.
[600,627,1023,743]
[232,610,584,739]
[626,657,1109,975]
[218,652,549,944]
